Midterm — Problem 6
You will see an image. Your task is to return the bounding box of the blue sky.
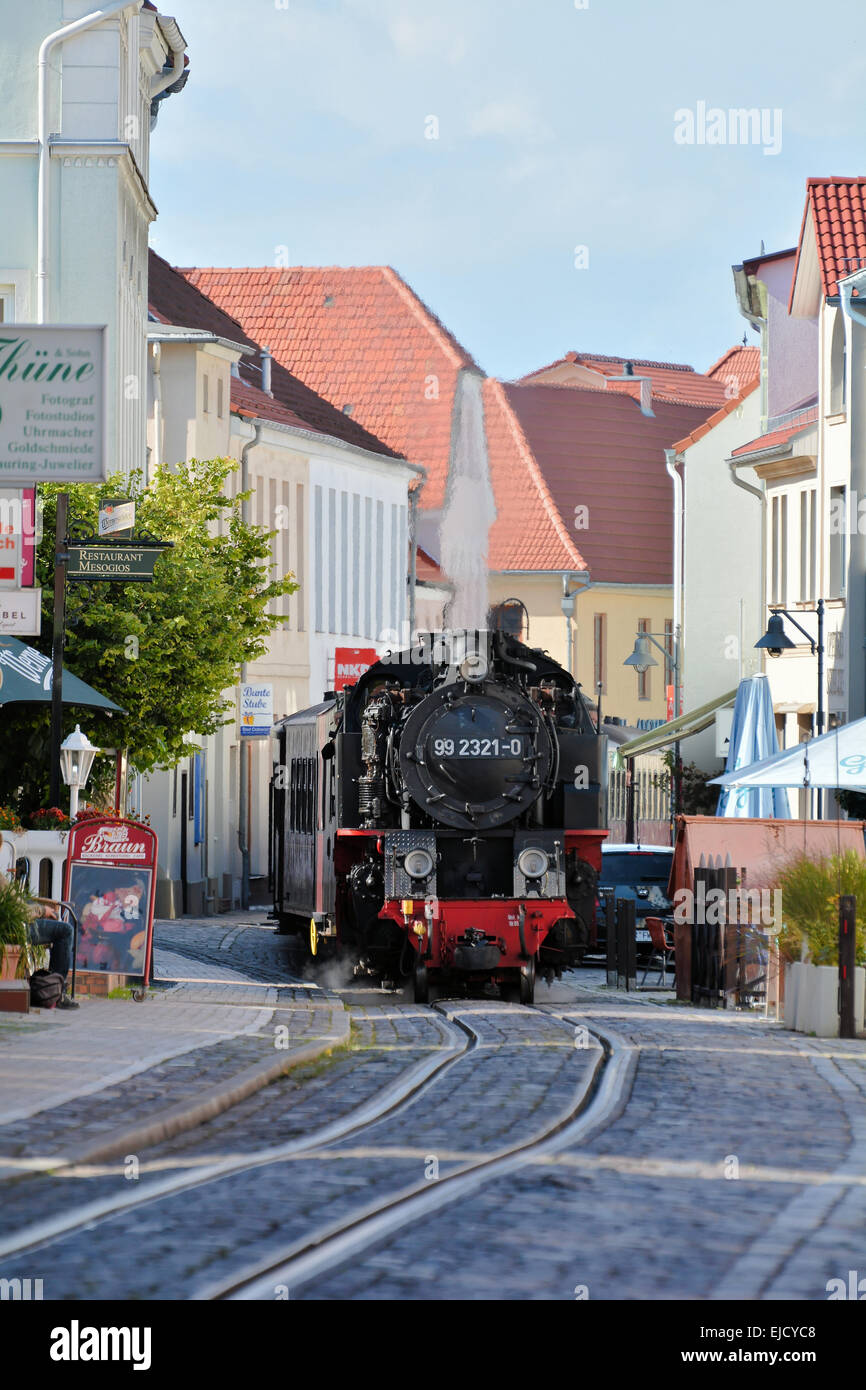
[150,0,866,382]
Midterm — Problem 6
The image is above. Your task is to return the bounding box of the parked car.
[593,843,674,956]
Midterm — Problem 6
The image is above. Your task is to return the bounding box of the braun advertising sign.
[0,325,106,483]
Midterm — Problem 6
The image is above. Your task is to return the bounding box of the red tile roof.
[148,252,401,459]
[415,547,447,583]
[483,380,587,573]
[705,344,761,391]
[730,405,819,459]
[177,265,479,509]
[230,378,328,433]
[494,384,717,583]
[792,178,866,301]
[671,378,760,454]
[519,350,730,408]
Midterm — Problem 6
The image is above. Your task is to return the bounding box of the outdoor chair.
[640,916,674,987]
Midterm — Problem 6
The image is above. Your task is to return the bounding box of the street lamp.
[60,725,98,820]
[755,599,825,814]
[623,628,681,829]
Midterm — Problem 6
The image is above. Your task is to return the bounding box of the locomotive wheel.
[413,963,429,1004]
[309,917,318,957]
[519,957,536,1005]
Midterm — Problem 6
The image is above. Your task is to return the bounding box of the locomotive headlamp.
[517,846,549,880]
[404,848,434,879]
[459,652,489,683]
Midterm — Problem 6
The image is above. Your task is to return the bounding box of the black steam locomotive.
[269,629,607,1003]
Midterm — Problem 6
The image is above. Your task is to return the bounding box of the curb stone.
[53,1005,350,1170]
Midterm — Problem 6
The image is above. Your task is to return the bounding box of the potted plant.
[0,875,36,981]
[0,806,23,834]
[24,807,71,832]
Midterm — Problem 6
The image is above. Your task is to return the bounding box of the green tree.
[0,459,296,813]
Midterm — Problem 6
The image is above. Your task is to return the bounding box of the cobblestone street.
[1,916,865,1303]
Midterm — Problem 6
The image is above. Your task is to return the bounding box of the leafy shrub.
[0,876,35,977]
[776,851,866,967]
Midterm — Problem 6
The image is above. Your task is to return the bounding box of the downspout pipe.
[37,2,142,323]
[150,17,186,98]
[150,340,162,484]
[728,457,766,677]
[238,421,263,910]
[839,272,866,721]
[664,449,683,713]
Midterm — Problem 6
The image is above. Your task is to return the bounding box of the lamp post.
[755,600,825,815]
[624,629,681,828]
[60,725,98,821]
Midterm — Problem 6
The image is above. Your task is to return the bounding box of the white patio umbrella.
[710,718,866,791]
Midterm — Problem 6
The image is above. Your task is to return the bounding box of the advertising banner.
[240,682,273,737]
[0,588,41,636]
[0,325,106,483]
[0,487,37,587]
[63,818,158,987]
[333,647,378,691]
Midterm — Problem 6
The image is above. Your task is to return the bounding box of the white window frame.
[0,270,31,322]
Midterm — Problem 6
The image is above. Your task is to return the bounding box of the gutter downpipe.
[664,449,683,825]
[37,2,141,323]
[405,464,425,640]
[150,340,162,484]
[839,274,866,722]
[238,421,263,910]
[728,457,766,679]
[150,17,186,98]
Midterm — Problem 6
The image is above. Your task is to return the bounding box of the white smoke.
[440,369,497,630]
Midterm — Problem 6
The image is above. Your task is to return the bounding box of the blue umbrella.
[716,674,789,819]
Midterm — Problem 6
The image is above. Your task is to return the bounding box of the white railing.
[5,830,68,900]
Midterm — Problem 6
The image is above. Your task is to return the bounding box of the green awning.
[613,688,738,767]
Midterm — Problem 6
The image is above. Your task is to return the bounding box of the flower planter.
[784,961,866,1037]
[0,946,22,982]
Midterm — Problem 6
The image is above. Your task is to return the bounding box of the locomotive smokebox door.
[398,684,553,830]
[513,830,566,898]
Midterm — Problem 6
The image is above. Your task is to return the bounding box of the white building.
[0,1,188,479]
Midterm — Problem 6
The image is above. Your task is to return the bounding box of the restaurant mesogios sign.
[0,325,106,483]
[67,544,165,581]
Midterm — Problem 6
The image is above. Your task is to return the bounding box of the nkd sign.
[0,325,105,483]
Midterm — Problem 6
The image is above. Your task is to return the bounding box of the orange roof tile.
[791,178,866,303]
[148,252,400,459]
[705,344,761,391]
[177,265,479,509]
[492,384,718,583]
[230,378,328,433]
[731,405,819,460]
[484,380,587,573]
[671,377,760,454]
[519,351,730,408]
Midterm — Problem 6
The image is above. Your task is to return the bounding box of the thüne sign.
[0,325,106,483]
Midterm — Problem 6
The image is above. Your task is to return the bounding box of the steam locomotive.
[269,629,607,1003]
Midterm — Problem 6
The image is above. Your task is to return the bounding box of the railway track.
[0,1001,635,1300]
[209,1003,633,1300]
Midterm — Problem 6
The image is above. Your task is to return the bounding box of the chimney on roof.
[624,361,635,375]
[261,346,273,397]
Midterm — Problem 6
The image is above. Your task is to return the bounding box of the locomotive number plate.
[430,736,524,758]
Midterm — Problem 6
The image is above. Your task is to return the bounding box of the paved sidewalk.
[0,937,347,1171]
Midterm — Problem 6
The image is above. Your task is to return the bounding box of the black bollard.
[839,895,856,1040]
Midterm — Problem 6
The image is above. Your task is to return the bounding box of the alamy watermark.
[674,102,782,157]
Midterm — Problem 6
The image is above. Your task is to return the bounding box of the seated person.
[27,900,79,1010]
[0,835,78,1009]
